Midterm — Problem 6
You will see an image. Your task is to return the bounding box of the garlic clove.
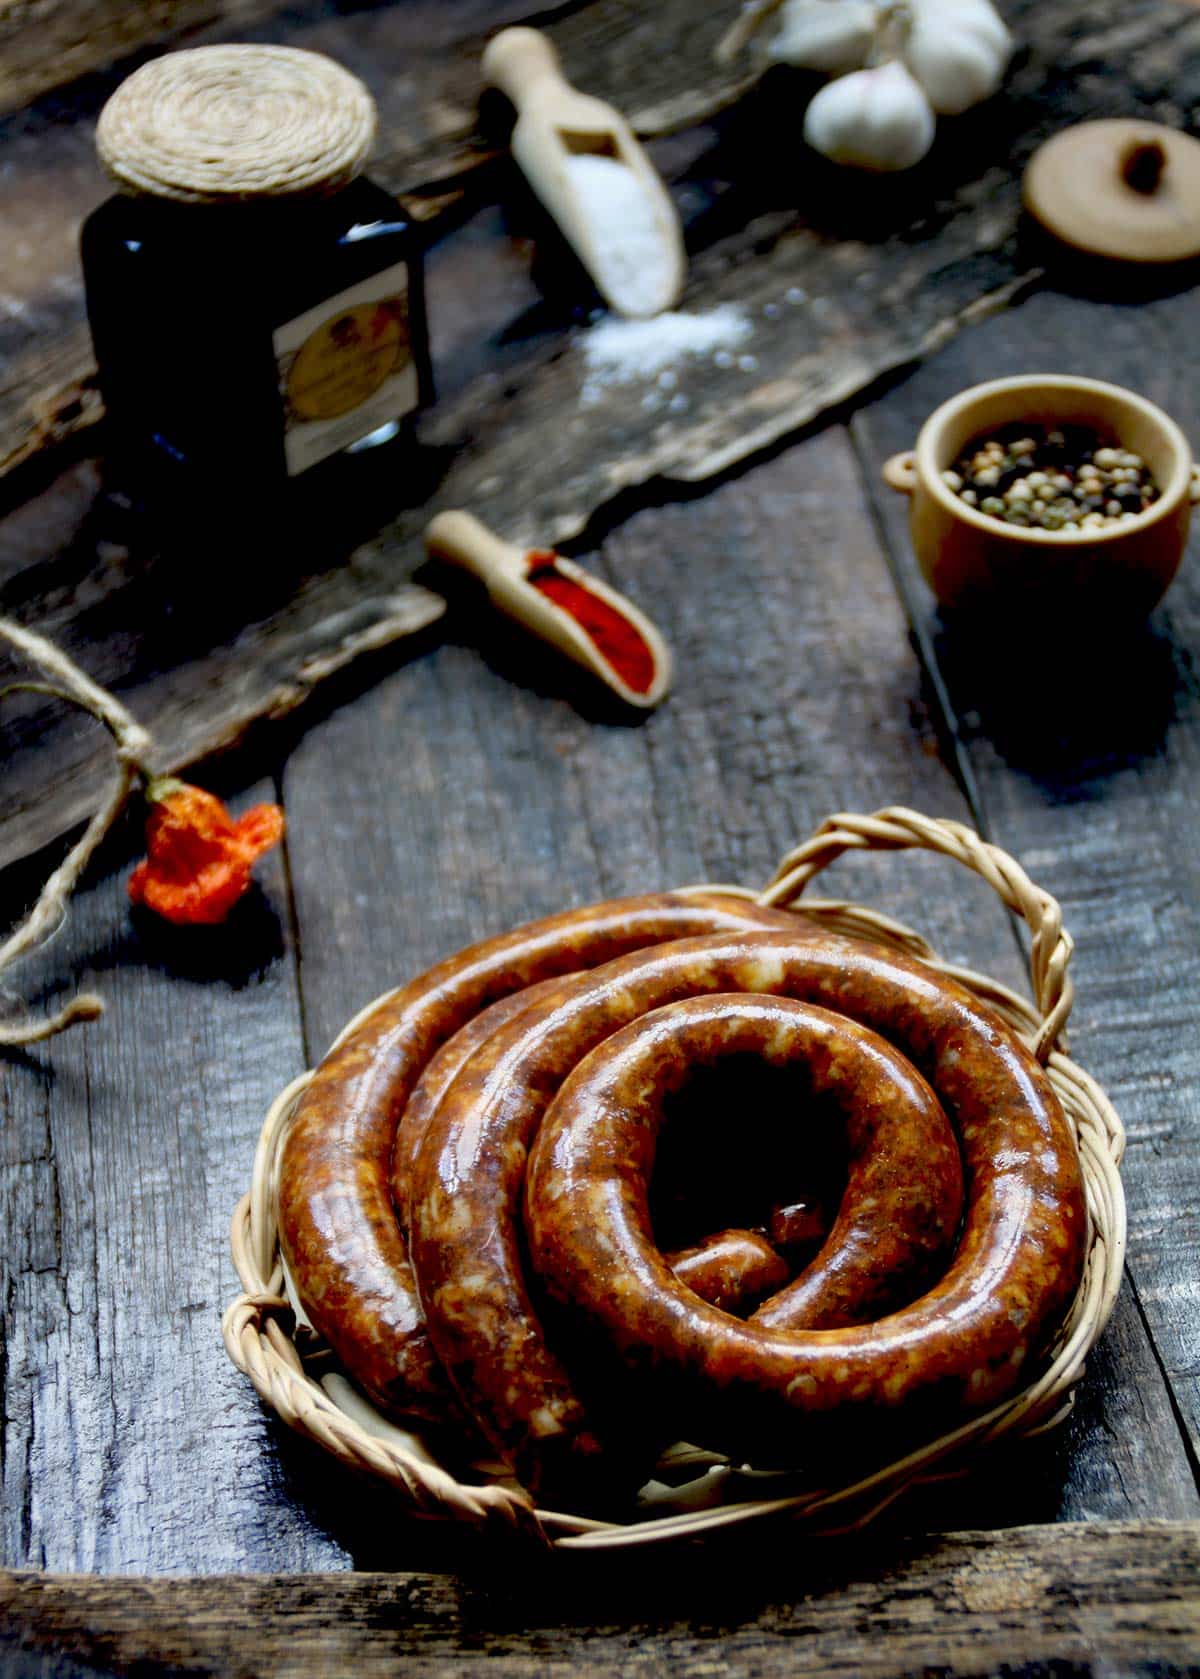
[903,0,1012,116]
[802,60,936,172]
[767,0,877,74]
[918,0,1012,54]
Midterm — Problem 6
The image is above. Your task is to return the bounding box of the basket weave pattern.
[222,808,1126,1550]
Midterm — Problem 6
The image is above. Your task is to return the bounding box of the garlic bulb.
[767,0,877,74]
[902,0,1012,115]
[803,60,935,172]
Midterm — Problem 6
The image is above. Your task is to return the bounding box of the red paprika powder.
[525,553,656,695]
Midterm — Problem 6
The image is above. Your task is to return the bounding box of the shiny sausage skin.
[530,994,964,1390]
[277,892,800,1417]
[769,1201,830,1256]
[410,931,1084,1491]
[666,1230,790,1314]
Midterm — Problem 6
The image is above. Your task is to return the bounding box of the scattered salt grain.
[564,152,676,317]
[579,305,753,406]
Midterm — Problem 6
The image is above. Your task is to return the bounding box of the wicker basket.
[222,808,1126,1550]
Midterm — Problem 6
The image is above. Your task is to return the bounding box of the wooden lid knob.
[1023,119,1200,265]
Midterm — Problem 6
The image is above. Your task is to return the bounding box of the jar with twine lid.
[81,44,432,522]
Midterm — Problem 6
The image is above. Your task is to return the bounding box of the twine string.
[97,46,377,203]
[0,619,153,1047]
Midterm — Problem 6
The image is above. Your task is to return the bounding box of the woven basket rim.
[222,807,1127,1550]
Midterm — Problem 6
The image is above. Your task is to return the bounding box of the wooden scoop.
[425,511,672,709]
[481,27,685,319]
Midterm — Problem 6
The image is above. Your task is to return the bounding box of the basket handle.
[758,806,1074,1062]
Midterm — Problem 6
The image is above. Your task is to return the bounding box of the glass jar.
[80,45,433,531]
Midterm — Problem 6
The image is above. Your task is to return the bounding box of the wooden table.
[2,2,1199,1673]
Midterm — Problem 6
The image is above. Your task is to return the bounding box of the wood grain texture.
[1,0,1198,1594]
[1,1522,1198,1677]
[852,284,1200,1506]
[279,418,1196,1538]
[0,772,362,1573]
[0,0,275,117]
[0,454,445,877]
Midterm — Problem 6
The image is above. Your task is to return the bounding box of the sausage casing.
[410,931,1083,1490]
[277,893,802,1415]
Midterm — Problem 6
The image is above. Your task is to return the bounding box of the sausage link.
[768,1201,831,1255]
[277,893,800,1416]
[410,932,1083,1491]
[666,1230,790,1315]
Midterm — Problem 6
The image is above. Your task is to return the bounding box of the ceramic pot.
[882,374,1199,616]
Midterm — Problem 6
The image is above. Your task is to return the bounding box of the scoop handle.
[481,27,565,109]
[425,510,525,582]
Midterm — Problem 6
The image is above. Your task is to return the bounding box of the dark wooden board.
[6,0,1200,883]
[0,788,514,1576]
[2,0,1200,1599]
[281,418,1198,1538]
[2,1521,1198,1677]
[0,0,273,116]
[0,458,445,879]
[0,773,355,1574]
[4,400,1195,1579]
[852,285,1200,1498]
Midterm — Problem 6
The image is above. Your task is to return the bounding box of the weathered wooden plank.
[851,284,1200,1498]
[0,0,743,456]
[284,423,1015,1060]
[0,453,445,878]
[0,773,351,1573]
[7,0,1200,881]
[1,1521,1197,1677]
[7,0,1200,482]
[0,0,269,117]
[280,419,1195,1532]
[0,176,558,879]
[1,320,1193,1578]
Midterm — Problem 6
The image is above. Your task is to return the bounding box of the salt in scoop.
[425,511,672,709]
[481,27,685,319]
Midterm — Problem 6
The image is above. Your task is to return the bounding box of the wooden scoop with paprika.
[425,510,671,709]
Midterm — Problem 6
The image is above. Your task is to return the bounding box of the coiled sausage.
[277,893,803,1416]
[409,931,1083,1491]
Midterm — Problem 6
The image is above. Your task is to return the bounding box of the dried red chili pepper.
[128,779,285,926]
[525,553,656,696]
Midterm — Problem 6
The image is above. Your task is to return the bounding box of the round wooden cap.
[1024,119,1200,264]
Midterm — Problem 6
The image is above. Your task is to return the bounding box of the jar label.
[274,260,418,475]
